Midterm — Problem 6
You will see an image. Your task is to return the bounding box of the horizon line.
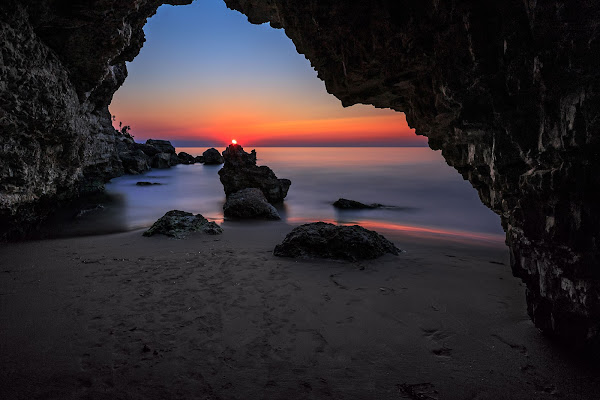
[168,142,429,148]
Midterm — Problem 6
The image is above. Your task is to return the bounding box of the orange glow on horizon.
[107,1,423,147]
[110,110,423,146]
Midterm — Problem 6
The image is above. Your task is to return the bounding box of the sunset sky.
[109,0,426,147]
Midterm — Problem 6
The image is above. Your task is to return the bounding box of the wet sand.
[0,222,598,399]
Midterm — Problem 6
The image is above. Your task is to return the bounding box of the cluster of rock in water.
[118,137,225,174]
[219,143,290,220]
[143,144,399,261]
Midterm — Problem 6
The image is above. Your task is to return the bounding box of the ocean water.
[44,147,505,243]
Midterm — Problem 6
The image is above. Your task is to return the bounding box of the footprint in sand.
[421,327,454,358]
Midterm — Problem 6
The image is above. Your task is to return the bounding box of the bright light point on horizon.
[232,139,237,145]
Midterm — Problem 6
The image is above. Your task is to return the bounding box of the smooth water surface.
[76,147,504,243]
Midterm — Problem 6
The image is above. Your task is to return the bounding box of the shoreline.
[25,190,506,247]
[1,223,598,399]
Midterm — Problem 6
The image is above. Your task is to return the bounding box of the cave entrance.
[107,0,503,242]
[109,0,418,148]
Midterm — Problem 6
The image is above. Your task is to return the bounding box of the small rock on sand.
[143,210,223,238]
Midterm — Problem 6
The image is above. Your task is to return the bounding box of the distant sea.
[45,147,505,243]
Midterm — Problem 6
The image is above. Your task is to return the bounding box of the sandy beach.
[1,222,598,399]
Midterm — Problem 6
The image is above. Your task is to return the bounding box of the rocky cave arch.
[1,0,599,354]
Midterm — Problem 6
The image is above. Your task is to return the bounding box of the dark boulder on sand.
[223,188,280,220]
[274,222,400,261]
[218,144,291,203]
[203,148,225,165]
[333,198,384,209]
[143,210,223,238]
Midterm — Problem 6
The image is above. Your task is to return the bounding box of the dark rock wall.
[0,0,192,237]
[1,0,599,351]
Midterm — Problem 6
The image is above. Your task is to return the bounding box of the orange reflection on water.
[286,217,505,245]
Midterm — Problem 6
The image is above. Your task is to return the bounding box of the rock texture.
[177,151,196,165]
[143,210,222,238]
[219,144,291,203]
[274,222,400,261]
[202,148,225,165]
[1,0,599,352]
[0,0,191,239]
[333,198,383,210]
[117,138,181,174]
[223,188,280,220]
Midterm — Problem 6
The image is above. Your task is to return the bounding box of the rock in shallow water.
[219,144,291,203]
[333,198,384,209]
[145,139,176,154]
[143,210,222,239]
[273,222,400,261]
[177,152,196,165]
[151,153,179,169]
[120,149,151,175]
[223,188,280,220]
[118,139,180,172]
[203,148,224,165]
[136,181,161,186]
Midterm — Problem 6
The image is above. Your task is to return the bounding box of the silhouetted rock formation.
[119,149,151,175]
[219,144,291,203]
[143,210,222,238]
[1,0,599,353]
[117,138,180,172]
[145,139,175,154]
[274,222,400,261]
[178,152,196,165]
[333,198,384,210]
[223,188,280,220]
[202,148,225,165]
[144,139,179,168]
